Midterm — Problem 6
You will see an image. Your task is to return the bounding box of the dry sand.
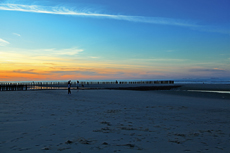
[0,88,230,153]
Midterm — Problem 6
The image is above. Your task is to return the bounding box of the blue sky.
[0,0,230,81]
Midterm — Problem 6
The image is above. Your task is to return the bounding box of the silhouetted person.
[77,80,79,92]
[68,80,71,94]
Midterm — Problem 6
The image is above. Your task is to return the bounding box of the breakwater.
[0,80,174,91]
[0,85,27,91]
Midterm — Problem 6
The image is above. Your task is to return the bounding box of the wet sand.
[0,87,230,152]
[177,84,230,91]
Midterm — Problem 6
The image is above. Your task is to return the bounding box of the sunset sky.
[0,0,230,81]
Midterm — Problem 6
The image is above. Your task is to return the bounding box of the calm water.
[174,78,230,84]
[188,90,230,94]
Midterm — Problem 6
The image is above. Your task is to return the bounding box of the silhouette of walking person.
[68,80,71,94]
[77,80,79,92]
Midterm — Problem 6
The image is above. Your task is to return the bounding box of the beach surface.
[0,87,230,152]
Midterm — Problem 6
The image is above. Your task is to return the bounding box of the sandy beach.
[0,86,230,152]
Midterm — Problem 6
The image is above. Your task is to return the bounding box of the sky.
[0,0,230,81]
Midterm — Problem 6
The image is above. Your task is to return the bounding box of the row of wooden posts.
[0,80,174,91]
[0,85,27,91]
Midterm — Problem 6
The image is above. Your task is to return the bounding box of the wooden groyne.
[24,80,174,86]
[107,85,181,91]
[80,80,174,85]
[0,85,27,91]
[0,80,174,91]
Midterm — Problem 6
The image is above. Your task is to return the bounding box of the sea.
[173,78,230,84]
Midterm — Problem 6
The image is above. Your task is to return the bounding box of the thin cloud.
[49,48,84,56]
[2,3,229,34]
[13,33,21,36]
[43,63,57,65]
[0,38,10,46]
[131,58,187,62]
[13,69,38,74]
[189,68,226,72]
[0,47,84,64]
[51,70,99,76]
[0,3,199,28]
[90,56,100,59]
[25,47,84,56]
[192,26,230,35]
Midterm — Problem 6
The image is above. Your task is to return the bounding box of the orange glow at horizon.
[0,49,189,81]
[0,65,166,81]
